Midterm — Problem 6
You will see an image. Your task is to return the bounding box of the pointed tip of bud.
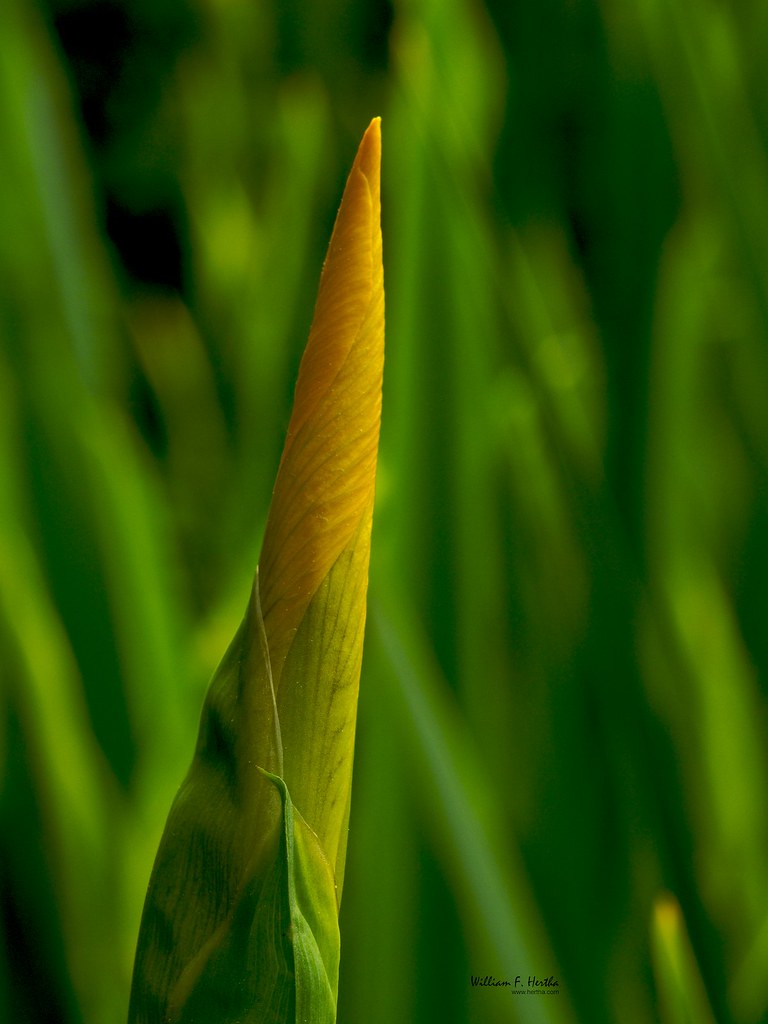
[355,117,381,186]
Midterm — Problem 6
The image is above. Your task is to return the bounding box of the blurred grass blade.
[730,909,768,1022]
[371,591,574,1024]
[0,356,118,1023]
[651,893,717,1024]
[128,118,383,1024]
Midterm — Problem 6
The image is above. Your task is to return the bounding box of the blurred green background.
[2,0,768,1021]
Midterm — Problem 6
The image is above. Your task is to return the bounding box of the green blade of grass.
[651,893,717,1024]
[371,590,575,1024]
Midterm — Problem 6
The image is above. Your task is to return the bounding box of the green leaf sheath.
[127,615,340,1024]
[127,612,277,1023]
[262,771,340,1024]
[171,772,339,1024]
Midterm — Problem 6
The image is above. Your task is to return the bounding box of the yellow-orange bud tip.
[354,117,381,185]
